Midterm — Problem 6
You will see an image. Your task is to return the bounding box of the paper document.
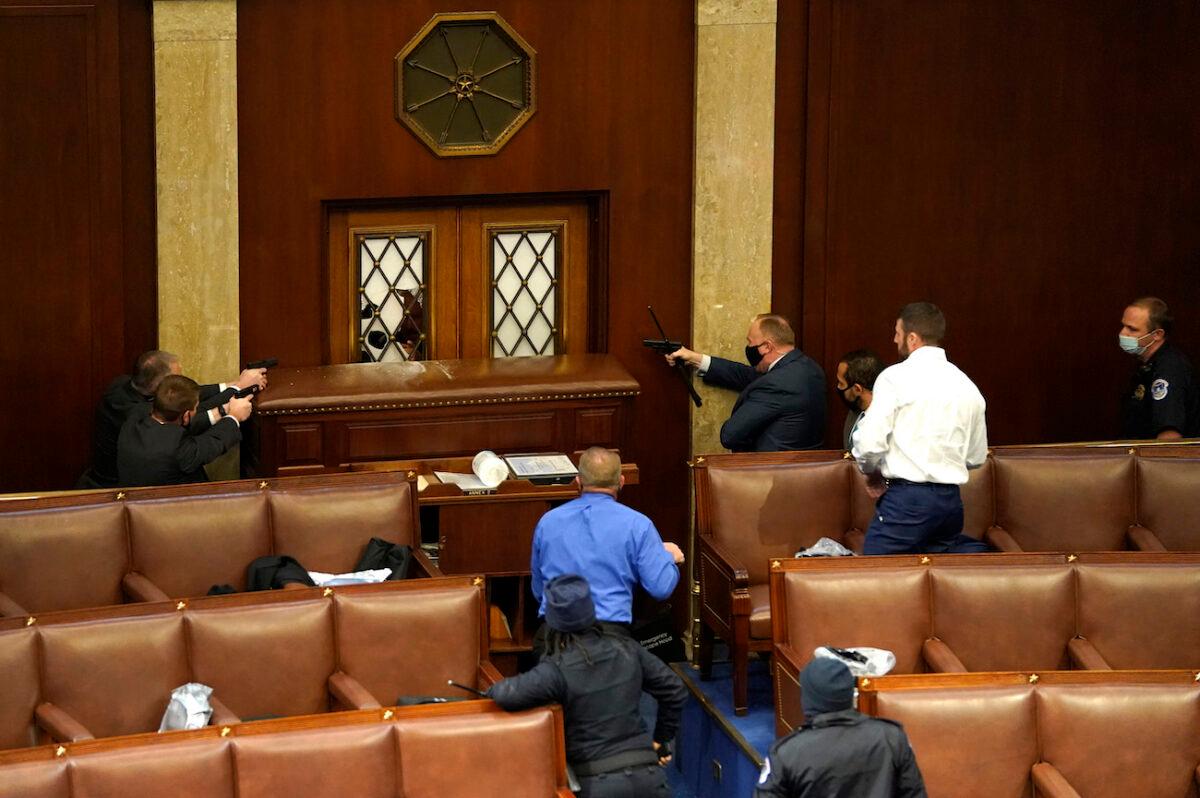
[433,471,496,492]
[504,454,579,479]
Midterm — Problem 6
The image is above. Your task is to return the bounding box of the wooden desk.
[352,455,640,666]
[252,355,639,476]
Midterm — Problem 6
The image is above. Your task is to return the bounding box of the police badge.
[1134,384,1146,401]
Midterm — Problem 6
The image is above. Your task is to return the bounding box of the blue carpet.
[667,659,777,798]
[676,659,776,758]
[637,659,777,797]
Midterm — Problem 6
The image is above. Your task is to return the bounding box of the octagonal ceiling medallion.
[395,12,537,157]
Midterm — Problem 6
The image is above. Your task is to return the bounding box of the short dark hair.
[1131,296,1173,335]
[840,349,885,391]
[153,374,199,422]
[898,302,946,345]
[132,350,179,394]
[755,314,796,347]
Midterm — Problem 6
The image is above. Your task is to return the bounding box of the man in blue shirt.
[531,447,683,639]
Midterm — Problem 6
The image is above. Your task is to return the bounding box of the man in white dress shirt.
[850,302,990,554]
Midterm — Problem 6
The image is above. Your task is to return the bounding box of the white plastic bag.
[813,646,896,677]
[794,537,855,558]
[159,683,214,732]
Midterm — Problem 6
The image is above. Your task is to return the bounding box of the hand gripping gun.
[642,306,702,407]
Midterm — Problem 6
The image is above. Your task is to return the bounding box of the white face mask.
[1118,331,1157,356]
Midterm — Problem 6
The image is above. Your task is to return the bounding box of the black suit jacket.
[85,377,234,488]
[703,349,826,452]
[116,406,242,488]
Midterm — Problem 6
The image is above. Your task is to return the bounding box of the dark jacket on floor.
[754,709,926,798]
[116,408,241,488]
[488,628,686,769]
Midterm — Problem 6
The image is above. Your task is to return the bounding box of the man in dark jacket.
[755,658,926,798]
[117,374,252,488]
[667,314,826,451]
[79,350,267,488]
[489,574,686,798]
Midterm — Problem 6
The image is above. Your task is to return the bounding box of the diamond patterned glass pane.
[358,234,428,362]
[491,228,559,357]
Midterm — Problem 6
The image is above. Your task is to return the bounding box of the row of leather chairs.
[770,553,1200,733]
[693,443,1200,713]
[0,701,573,798]
[0,471,432,616]
[0,579,496,751]
[858,672,1200,798]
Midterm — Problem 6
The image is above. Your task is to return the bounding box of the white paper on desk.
[433,470,495,491]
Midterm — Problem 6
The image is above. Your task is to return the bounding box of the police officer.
[755,658,926,798]
[1119,297,1199,440]
[488,574,686,798]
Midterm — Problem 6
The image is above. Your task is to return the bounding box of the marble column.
[153,0,240,385]
[153,0,241,477]
[692,0,778,459]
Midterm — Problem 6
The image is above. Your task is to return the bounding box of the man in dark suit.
[117,374,252,488]
[78,351,267,488]
[668,314,826,451]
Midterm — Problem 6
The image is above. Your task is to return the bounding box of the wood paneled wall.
[774,0,1200,447]
[236,4,696,549]
[0,0,156,492]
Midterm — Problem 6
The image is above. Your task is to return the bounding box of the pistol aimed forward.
[643,306,702,407]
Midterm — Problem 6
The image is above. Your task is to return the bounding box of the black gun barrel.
[642,338,684,352]
[645,306,702,408]
[246,357,278,370]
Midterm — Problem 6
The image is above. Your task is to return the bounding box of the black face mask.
[839,391,860,411]
[745,344,765,367]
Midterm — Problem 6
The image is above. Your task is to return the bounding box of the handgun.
[643,306,702,407]
[235,357,278,397]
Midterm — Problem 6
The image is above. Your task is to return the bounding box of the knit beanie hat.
[544,574,596,633]
[800,657,855,718]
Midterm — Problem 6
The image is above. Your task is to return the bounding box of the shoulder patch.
[1152,378,1169,401]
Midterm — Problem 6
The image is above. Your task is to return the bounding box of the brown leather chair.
[1072,562,1200,669]
[188,599,336,724]
[0,759,69,798]
[988,451,1134,551]
[235,724,396,798]
[0,703,574,798]
[694,451,857,715]
[1035,683,1200,798]
[395,708,567,798]
[1134,453,1200,551]
[126,491,271,600]
[772,559,932,734]
[0,502,128,614]
[331,585,500,709]
[37,612,189,741]
[0,627,38,750]
[73,737,235,798]
[863,673,1200,798]
[926,564,1075,672]
[875,685,1038,798]
[1,579,491,750]
[0,471,433,617]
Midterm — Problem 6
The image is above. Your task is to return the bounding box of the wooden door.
[326,199,590,364]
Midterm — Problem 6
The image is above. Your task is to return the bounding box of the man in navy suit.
[668,314,826,451]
